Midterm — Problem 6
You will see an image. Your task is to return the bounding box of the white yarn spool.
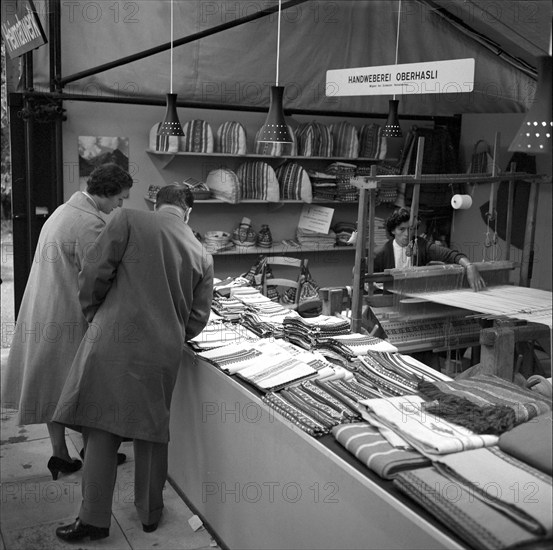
[451,194,473,210]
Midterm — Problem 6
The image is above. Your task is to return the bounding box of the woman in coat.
[1,163,133,479]
[52,184,214,542]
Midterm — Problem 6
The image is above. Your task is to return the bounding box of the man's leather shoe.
[142,521,159,533]
[56,518,109,541]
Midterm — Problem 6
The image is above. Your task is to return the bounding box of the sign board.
[326,58,474,97]
[297,204,334,234]
[1,0,47,59]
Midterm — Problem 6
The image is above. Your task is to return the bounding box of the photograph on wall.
[78,136,129,188]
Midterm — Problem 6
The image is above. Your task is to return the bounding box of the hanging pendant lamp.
[382,0,403,138]
[257,0,293,144]
[156,0,184,150]
[508,55,552,154]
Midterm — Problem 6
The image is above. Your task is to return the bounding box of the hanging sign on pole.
[326,58,474,97]
[1,0,47,59]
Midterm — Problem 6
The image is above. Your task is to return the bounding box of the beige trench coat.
[52,207,213,443]
[1,192,105,424]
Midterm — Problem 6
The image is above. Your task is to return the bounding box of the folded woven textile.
[394,467,546,550]
[358,394,499,456]
[433,446,552,537]
[417,374,552,435]
[332,422,431,479]
[498,412,553,475]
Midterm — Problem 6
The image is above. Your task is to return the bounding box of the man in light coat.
[52,184,214,541]
[1,163,133,476]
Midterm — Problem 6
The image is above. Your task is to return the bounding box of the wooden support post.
[480,326,515,380]
[504,162,516,260]
[519,179,540,287]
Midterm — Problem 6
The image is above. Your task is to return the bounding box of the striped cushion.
[275,162,312,203]
[359,123,387,159]
[254,125,297,156]
[236,161,280,202]
[180,120,214,152]
[149,122,179,153]
[205,168,241,204]
[330,121,359,158]
[216,121,247,154]
[296,122,333,157]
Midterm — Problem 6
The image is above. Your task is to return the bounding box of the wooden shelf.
[144,196,358,206]
[146,149,394,163]
[208,243,355,256]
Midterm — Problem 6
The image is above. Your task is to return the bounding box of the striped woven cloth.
[275,162,312,202]
[330,121,359,158]
[332,422,431,479]
[417,374,552,434]
[215,121,247,154]
[181,119,214,152]
[236,161,280,202]
[358,123,387,159]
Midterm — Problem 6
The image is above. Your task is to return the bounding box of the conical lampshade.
[257,86,293,143]
[157,93,184,136]
[508,56,552,154]
[382,99,403,138]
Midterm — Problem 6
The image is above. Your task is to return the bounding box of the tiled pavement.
[0,403,220,550]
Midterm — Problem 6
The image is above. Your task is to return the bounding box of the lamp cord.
[170,0,174,93]
[393,0,402,100]
[276,0,282,86]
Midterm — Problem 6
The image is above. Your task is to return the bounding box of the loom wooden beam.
[479,324,550,380]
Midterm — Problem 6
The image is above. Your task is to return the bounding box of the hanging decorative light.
[508,55,552,154]
[382,0,403,138]
[156,0,184,151]
[257,0,293,143]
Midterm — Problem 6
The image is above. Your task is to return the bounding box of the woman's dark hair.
[86,163,133,196]
[156,184,194,210]
[385,207,419,237]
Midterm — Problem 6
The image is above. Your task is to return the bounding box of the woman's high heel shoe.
[47,456,82,480]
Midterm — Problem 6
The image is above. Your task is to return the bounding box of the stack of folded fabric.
[307,170,337,201]
[358,394,500,457]
[315,334,398,363]
[394,446,553,550]
[211,295,246,321]
[283,315,351,350]
[355,163,401,205]
[189,319,259,351]
[326,162,359,202]
[199,339,318,391]
[296,227,337,249]
[332,422,431,480]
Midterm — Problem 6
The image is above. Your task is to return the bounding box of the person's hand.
[526,375,553,399]
[465,264,486,292]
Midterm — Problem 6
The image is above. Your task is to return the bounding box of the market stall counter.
[168,354,464,550]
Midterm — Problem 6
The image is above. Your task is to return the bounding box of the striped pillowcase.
[275,162,313,203]
[236,161,280,202]
[330,121,359,158]
[180,120,214,152]
[216,121,247,154]
[359,123,387,159]
[296,122,333,157]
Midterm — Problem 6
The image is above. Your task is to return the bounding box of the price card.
[297,205,335,234]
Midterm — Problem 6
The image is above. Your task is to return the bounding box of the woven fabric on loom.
[417,374,552,434]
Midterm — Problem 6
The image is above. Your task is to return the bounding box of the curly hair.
[385,207,419,237]
[86,163,133,196]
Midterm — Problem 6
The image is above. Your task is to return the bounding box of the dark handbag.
[297,261,322,317]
